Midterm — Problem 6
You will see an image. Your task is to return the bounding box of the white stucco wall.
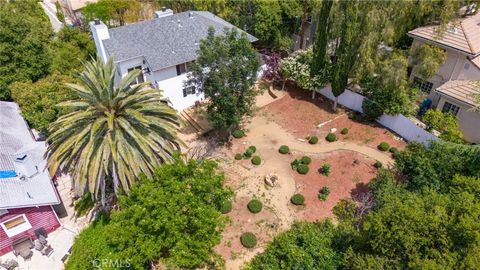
[156,73,204,111]
[437,95,480,143]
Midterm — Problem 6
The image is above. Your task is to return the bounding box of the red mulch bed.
[291,151,377,221]
[262,84,346,138]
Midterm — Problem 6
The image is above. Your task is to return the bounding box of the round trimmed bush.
[232,130,245,138]
[247,199,263,213]
[340,128,349,135]
[308,136,318,144]
[374,160,383,168]
[220,201,233,214]
[251,156,261,165]
[240,232,257,248]
[318,186,330,201]
[278,145,290,154]
[325,133,337,142]
[248,145,256,153]
[377,142,390,151]
[300,156,311,165]
[243,148,254,158]
[297,164,309,175]
[389,147,398,154]
[290,194,305,205]
[234,153,242,160]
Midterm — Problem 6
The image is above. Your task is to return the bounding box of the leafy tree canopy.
[185,27,260,132]
[82,0,140,27]
[410,43,446,80]
[10,74,77,135]
[423,109,464,143]
[65,158,233,270]
[0,0,53,100]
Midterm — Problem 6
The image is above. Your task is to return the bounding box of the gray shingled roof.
[0,102,60,210]
[102,11,258,71]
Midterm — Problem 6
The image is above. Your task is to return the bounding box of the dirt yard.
[184,85,407,269]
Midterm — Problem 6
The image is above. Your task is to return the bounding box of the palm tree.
[46,57,181,201]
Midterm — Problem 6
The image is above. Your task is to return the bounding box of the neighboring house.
[0,102,61,256]
[408,12,480,143]
[58,0,98,23]
[90,9,258,112]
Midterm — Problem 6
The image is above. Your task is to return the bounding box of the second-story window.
[127,66,145,85]
[176,63,187,75]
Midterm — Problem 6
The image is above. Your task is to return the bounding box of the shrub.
[300,156,312,165]
[389,147,398,154]
[243,147,254,158]
[278,145,290,154]
[232,130,245,138]
[308,136,318,144]
[318,186,330,201]
[340,128,349,135]
[377,142,390,151]
[247,199,263,213]
[248,145,256,153]
[235,153,242,160]
[251,156,261,165]
[240,232,257,248]
[319,163,331,176]
[374,160,383,168]
[74,192,94,217]
[325,133,337,142]
[220,200,233,214]
[290,194,305,205]
[297,164,309,174]
[362,98,383,121]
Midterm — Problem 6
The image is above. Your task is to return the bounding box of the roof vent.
[154,8,174,19]
[447,26,458,34]
[94,18,100,25]
[189,12,194,18]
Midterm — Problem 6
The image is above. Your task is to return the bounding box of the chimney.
[154,8,174,19]
[89,19,110,63]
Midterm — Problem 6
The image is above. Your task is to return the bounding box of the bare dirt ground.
[183,85,406,269]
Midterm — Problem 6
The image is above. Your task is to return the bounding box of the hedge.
[251,156,261,165]
[308,136,318,144]
[240,232,257,248]
[247,199,263,213]
[232,130,245,138]
[278,145,290,154]
[377,142,390,151]
[290,194,305,205]
[325,133,337,142]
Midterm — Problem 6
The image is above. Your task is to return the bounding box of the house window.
[442,101,460,116]
[183,86,196,97]
[127,66,145,85]
[0,214,32,237]
[413,77,434,93]
[176,63,187,75]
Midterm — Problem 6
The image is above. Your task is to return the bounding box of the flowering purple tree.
[262,53,282,83]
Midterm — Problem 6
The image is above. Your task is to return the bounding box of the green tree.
[410,43,446,80]
[423,109,464,143]
[82,0,140,27]
[310,0,333,99]
[65,158,233,270]
[50,28,96,75]
[185,27,259,133]
[246,221,342,270]
[10,74,76,135]
[0,0,53,100]
[46,57,181,201]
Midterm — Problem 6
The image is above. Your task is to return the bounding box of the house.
[0,102,61,256]
[89,9,258,112]
[408,11,480,143]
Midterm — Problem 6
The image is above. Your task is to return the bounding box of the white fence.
[317,86,439,145]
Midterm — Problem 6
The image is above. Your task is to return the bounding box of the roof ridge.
[460,16,476,53]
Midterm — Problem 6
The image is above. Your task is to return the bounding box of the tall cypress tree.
[310,0,333,99]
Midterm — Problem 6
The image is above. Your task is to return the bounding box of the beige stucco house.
[408,12,480,143]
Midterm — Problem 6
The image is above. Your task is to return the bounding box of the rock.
[297,138,306,142]
[265,173,279,187]
[330,128,337,133]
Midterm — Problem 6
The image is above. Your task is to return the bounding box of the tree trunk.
[299,0,308,49]
[311,89,316,99]
[333,97,338,112]
[282,80,287,91]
